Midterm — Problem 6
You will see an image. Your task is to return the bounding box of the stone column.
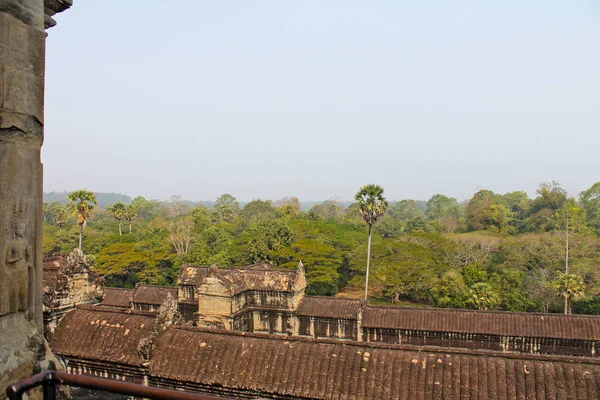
[0,0,70,392]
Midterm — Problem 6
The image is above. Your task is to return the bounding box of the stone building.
[49,306,600,400]
[178,261,306,332]
[101,284,179,313]
[42,249,104,339]
[174,262,600,358]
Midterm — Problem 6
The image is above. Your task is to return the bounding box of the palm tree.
[467,282,500,310]
[355,184,388,302]
[67,189,97,251]
[107,202,126,236]
[123,204,137,233]
[553,272,585,314]
[52,204,69,229]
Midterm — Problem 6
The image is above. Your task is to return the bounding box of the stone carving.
[2,200,35,319]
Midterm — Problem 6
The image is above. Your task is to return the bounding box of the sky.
[44,1,600,202]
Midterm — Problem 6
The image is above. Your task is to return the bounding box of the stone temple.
[44,258,600,399]
[3,1,600,398]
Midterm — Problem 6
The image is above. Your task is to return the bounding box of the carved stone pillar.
[0,0,70,393]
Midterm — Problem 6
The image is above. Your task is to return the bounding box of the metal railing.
[6,371,228,400]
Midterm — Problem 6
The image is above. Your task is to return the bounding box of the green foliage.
[572,297,600,315]
[230,219,296,264]
[273,239,342,295]
[68,189,98,226]
[96,238,175,287]
[580,182,600,235]
[466,190,512,233]
[43,181,600,315]
[466,282,500,310]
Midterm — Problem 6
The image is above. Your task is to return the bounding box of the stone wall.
[43,250,105,339]
[0,0,71,393]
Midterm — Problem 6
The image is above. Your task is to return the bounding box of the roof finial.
[297,260,304,273]
[208,264,219,276]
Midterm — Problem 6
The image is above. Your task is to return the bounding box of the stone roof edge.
[76,304,156,317]
[169,325,600,366]
[134,283,179,290]
[364,304,600,319]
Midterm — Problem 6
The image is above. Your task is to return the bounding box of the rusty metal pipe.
[7,371,228,400]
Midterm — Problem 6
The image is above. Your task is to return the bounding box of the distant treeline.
[44,192,425,212]
[43,181,600,315]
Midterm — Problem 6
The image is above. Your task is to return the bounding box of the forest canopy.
[43,182,600,315]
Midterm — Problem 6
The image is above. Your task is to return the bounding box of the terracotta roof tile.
[178,265,302,294]
[101,288,133,308]
[50,307,155,366]
[150,328,600,400]
[362,306,600,341]
[132,284,178,305]
[297,296,362,319]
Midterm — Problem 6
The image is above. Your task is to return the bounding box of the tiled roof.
[50,307,155,366]
[362,306,600,341]
[178,265,303,294]
[43,253,67,270]
[151,328,600,400]
[101,288,133,308]
[297,296,362,319]
[132,284,178,305]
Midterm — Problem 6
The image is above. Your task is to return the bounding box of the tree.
[309,200,344,221]
[107,202,126,236]
[230,220,296,265]
[123,204,137,233]
[49,202,69,229]
[212,194,240,223]
[524,182,567,232]
[67,189,98,251]
[375,200,423,238]
[467,282,500,310]
[549,199,590,274]
[164,195,185,218]
[236,199,277,231]
[131,196,161,220]
[500,191,530,232]
[43,202,50,222]
[355,184,388,301]
[215,194,240,212]
[274,197,302,219]
[166,217,194,256]
[465,190,512,232]
[425,194,460,232]
[553,272,585,314]
[580,182,600,235]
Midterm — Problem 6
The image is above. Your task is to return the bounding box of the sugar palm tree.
[52,204,69,230]
[553,272,585,314]
[107,202,126,236]
[67,189,97,251]
[355,184,388,302]
[123,204,137,233]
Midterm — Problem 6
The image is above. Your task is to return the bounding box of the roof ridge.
[169,325,600,365]
[76,304,156,317]
[363,304,600,319]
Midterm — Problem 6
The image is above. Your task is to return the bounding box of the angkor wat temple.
[42,252,600,399]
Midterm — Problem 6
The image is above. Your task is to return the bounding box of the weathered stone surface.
[43,250,104,339]
[0,312,63,399]
[0,0,44,29]
[43,0,72,29]
[1,0,72,393]
[0,12,46,142]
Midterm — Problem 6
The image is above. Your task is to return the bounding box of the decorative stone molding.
[44,0,72,29]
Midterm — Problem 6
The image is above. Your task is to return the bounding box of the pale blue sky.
[44,1,600,202]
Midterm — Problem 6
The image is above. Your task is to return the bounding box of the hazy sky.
[44,1,600,202]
